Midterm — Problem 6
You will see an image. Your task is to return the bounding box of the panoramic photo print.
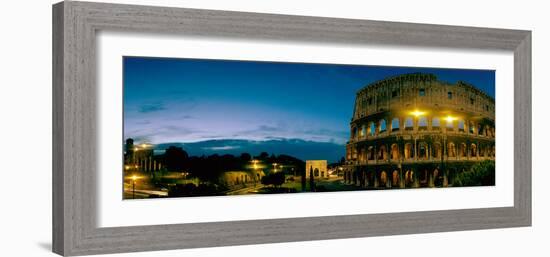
[122,57,496,199]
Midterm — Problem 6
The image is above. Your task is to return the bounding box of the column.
[412,168,420,188]
[399,168,405,188]
[428,170,434,188]
[443,170,449,187]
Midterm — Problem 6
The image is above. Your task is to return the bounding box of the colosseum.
[343,73,495,188]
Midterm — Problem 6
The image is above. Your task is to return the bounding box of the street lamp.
[410,109,426,117]
[444,115,457,123]
[131,175,138,199]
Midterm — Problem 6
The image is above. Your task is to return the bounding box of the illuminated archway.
[460,143,467,158]
[433,143,442,159]
[392,170,399,187]
[448,142,456,158]
[470,143,477,157]
[391,144,399,160]
[405,143,414,159]
[380,171,388,187]
[378,145,387,160]
[418,142,428,159]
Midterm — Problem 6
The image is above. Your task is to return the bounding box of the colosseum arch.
[459,143,467,158]
[469,121,476,134]
[392,170,399,187]
[405,170,414,186]
[390,144,399,160]
[477,124,484,135]
[418,116,428,130]
[458,119,465,132]
[391,118,400,131]
[470,143,477,158]
[432,117,441,130]
[446,119,454,131]
[420,169,429,185]
[433,168,442,187]
[404,143,414,159]
[418,142,429,159]
[404,117,414,130]
[369,122,375,136]
[433,143,442,159]
[367,146,375,160]
[480,144,487,157]
[378,145,388,160]
[380,171,388,187]
[448,142,456,158]
[379,119,387,133]
[359,148,366,163]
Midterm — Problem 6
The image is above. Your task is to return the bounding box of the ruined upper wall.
[352,73,495,121]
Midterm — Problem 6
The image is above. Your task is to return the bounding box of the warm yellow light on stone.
[410,110,426,117]
[444,115,457,122]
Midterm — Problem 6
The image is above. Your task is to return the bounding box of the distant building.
[305,160,328,179]
[124,138,163,173]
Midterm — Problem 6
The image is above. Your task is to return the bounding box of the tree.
[164,146,188,171]
[301,167,307,192]
[261,172,285,188]
[309,166,315,192]
[453,160,495,186]
[257,152,269,161]
[239,153,252,162]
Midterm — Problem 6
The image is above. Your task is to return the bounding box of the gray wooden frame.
[52,1,531,256]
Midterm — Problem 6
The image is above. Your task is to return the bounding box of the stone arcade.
[344,73,495,188]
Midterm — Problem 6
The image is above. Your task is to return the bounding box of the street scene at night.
[123,57,496,199]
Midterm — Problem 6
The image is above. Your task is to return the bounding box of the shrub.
[261,172,286,187]
[453,161,495,187]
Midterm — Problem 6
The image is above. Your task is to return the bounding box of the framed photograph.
[52,1,531,256]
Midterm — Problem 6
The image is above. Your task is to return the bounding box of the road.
[225,184,264,195]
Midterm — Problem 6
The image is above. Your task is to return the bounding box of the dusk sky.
[123,57,495,146]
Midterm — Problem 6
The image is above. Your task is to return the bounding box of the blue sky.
[123,57,495,145]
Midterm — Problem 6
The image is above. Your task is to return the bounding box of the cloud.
[179,115,194,120]
[202,145,241,151]
[139,103,166,113]
[239,124,285,135]
[134,120,152,125]
[257,125,282,132]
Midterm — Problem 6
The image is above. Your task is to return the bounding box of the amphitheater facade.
[343,73,495,188]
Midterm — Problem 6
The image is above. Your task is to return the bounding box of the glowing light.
[124,165,130,170]
[410,110,426,117]
[141,143,148,149]
[251,159,259,169]
[131,175,138,181]
[444,115,457,123]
